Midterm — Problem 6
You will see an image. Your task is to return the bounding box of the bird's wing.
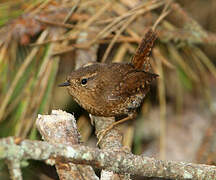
[108,70,158,100]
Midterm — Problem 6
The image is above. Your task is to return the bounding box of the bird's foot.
[96,113,136,146]
[96,123,115,146]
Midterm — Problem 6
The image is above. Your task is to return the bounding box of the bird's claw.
[96,129,107,146]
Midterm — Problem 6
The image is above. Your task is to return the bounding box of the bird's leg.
[96,113,136,146]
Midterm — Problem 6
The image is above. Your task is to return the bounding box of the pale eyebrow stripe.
[83,62,95,67]
[83,72,98,80]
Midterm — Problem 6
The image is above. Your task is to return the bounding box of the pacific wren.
[59,29,158,143]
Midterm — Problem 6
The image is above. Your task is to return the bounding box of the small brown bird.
[59,29,158,144]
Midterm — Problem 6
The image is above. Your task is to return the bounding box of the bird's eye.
[81,78,88,85]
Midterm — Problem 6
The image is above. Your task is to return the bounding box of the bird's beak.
[58,81,71,87]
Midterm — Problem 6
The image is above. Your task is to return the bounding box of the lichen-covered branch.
[91,115,123,150]
[6,159,22,180]
[90,115,130,180]
[0,137,216,179]
[36,110,98,180]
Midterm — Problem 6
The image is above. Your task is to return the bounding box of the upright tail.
[131,29,157,71]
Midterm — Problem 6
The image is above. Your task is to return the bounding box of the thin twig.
[101,15,136,63]
[0,30,48,122]
[63,0,80,23]
[88,1,165,47]
[36,18,75,29]
[156,54,167,160]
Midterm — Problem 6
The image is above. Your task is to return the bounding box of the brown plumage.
[59,29,158,144]
[63,63,157,117]
[131,29,157,71]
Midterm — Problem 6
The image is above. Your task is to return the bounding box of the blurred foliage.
[0,0,216,179]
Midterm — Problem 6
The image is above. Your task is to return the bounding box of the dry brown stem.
[196,117,216,165]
